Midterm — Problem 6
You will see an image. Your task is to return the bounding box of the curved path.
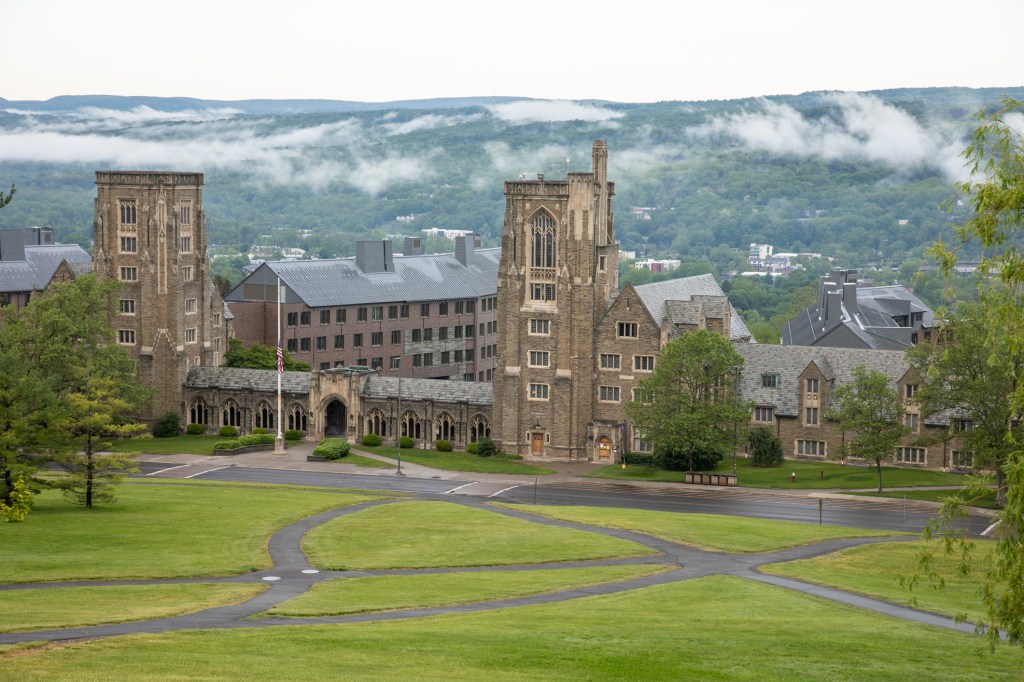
[0,496,983,645]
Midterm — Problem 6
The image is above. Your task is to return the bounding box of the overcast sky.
[4,0,1022,103]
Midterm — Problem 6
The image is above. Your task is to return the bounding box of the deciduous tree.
[224,338,309,372]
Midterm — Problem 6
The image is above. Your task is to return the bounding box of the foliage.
[186,423,204,435]
[284,429,302,441]
[435,439,452,452]
[826,365,908,493]
[748,426,784,467]
[214,433,276,450]
[313,438,351,460]
[252,427,269,435]
[0,475,33,522]
[360,433,381,447]
[466,441,478,454]
[653,443,723,471]
[923,97,1024,650]
[626,330,749,472]
[152,412,180,438]
[223,338,309,372]
[475,437,496,457]
[219,425,239,438]
[621,452,656,466]
[399,436,414,449]
[0,183,12,210]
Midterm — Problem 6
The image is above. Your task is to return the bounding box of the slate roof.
[0,245,92,293]
[229,248,500,308]
[186,366,311,393]
[362,375,493,405]
[634,274,752,342]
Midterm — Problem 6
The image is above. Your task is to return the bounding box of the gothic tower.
[93,172,228,421]
[493,141,618,460]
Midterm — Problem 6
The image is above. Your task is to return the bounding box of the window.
[479,323,485,337]
[633,435,654,453]
[366,410,388,437]
[300,311,311,326]
[435,413,456,441]
[185,328,197,344]
[455,326,464,339]
[334,334,344,349]
[120,236,137,253]
[531,283,556,301]
[182,266,193,282]
[529,319,550,336]
[600,354,621,370]
[423,353,433,367]
[372,306,383,321]
[391,330,401,344]
[753,406,774,423]
[287,405,307,432]
[904,413,919,431]
[796,440,826,456]
[179,202,191,225]
[117,329,135,345]
[466,301,475,313]
[189,398,209,426]
[465,348,475,362]
[400,304,409,319]
[254,402,274,430]
[180,236,191,254]
[896,447,927,464]
[185,298,197,314]
[320,310,331,324]
[413,353,422,367]
[423,327,433,341]
[421,303,430,317]
[805,407,819,426]
[358,307,368,322]
[761,374,779,389]
[388,305,398,319]
[287,312,298,327]
[634,355,655,372]
[465,324,474,338]
[454,350,464,363]
[439,302,448,316]
[299,337,311,352]
[222,400,242,428]
[353,333,363,348]
[412,329,422,342]
[320,362,330,371]
[119,200,137,225]
[905,384,919,400]
[441,351,450,364]
[956,419,973,432]
[390,356,401,369]
[371,357,383,369]
[463,373,474,382]
[952,451,973,468]
[287,338,297,353]
[531,211,556,268]
[316,336,327,351]
[119,299,135,315]
[119,266,138,282]
[356,358,366,367]
[599,386,620,402]
[336,308,346,323]
[439,326,448,341]
[371,331,383,346]
[599,255,606,271]
[529,351,550,367]
[806,378,819,393]
[617,322,638,338]
[455,301,464,315]
[529,383,549,400]
[212,313,221,326]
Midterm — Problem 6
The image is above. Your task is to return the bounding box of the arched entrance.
[596,436,612,460]
[324,399,347,437]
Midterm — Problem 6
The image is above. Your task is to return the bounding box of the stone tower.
[93,172,228,421]
[493,141,618,460]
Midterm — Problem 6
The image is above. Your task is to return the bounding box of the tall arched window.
[287,404,307,432]
[190,398,209,425]
[222,400,242,427]
[366,409,387,437]
[469,415,491,443]
[530,212,556,269]
[254,402,275,430]
[402,412,421,440]
[435,412,455,441]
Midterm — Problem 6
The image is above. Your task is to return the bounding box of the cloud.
[379,112,482,136]
[688,92,967,179]
[486,100,624,124]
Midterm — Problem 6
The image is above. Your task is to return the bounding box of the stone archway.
[324,399,347,437]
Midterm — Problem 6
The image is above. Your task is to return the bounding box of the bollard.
[791,472,796,483]
[820,469,824,480]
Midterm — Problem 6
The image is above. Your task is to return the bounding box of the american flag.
[277,346,284,374]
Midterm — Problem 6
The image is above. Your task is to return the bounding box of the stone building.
[92,172,231,420]
[0,227,91,311]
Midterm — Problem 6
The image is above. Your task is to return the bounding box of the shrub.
[186,423,204,435]
[284,429,303,441]
[214,433,276,451]
[252,427,269,435]
[622,452,656,467]
[466,442,478,454]
[219,425,239,438]
[435,439,452,452]
[361,433,381,447]
[749,427,784,467]
[399,436,414,449]
[475,437,497,458]
[654,444,723,471]
[153,412,180,438]
[313,438,350,460]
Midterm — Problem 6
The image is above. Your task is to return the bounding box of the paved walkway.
[0,494,989,646]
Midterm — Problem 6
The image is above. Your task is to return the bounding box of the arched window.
[254,401,275,430]
[435,412,455,441]
[222,400,242,428]
[530,212,556,269]
[401,411,421,440]
[287,404,307,432]
[366,410,387,437]
[190,398,209,425]
[469,415,491,443]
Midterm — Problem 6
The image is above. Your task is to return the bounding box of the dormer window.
[761,373,779,388]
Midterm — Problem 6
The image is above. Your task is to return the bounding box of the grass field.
[1,483,381,582]
[336,452,396,468]
[0,584,265,633]
[761,540,1001,623]
[495,504,906,552]
[589,457,970,490]
[356,446,557,475]
[107,434,226,455]
[847,488,1000,509]
[266,565,670,617]
[1,576,1017,681]
[302,500,655,569]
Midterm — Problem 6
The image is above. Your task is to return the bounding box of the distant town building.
[618,250,636,261]
[634,258,681,273]
[630,206,655,220]
[748,243,773,260]
[422,227,475,240]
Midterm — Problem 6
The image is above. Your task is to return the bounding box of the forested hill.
[2,87,1022,268]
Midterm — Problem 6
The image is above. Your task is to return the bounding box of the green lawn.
[761,540,1001,623]
[590,457,970,490]
[356,446,556,475]
[107,435,226,455]
[496,504,906,553]
[0,584,265,633]
[1,576,1017,681]
[847,488,1000,509]
[303,500,655,569]
[335,453,395,469]
[1,483,381,583]
[266,565,670,617]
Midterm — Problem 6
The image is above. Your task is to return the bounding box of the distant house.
[781,268,934,349]
[634,258,681,273]
[0,227,92,310]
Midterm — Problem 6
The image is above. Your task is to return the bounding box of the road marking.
[489,485,521,498]
[185,466,231,479]
[444,482,477,494]
[144,464,191,477]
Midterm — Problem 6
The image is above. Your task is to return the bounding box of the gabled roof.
[362,375,493,405]
[185,366,311,393]
[634,274,751,342]
[227,248,500,308]
[0,245,92,294]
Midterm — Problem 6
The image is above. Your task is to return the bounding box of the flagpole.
[274,274,286,456]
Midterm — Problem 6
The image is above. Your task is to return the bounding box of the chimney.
[0,229,26,262]
[455,233,475,267]
[355,240,394,273]
[843,282,859,315]
[402,237,423,256]
[825,291,843,330]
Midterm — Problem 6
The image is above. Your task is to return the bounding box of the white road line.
[444,482,477,494]
[184,466,230,479]
[144,464,191,477]
[488,485,521,498]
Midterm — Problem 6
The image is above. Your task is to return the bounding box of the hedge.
[361,433,381,447]
[399,436,414,449]
[313,438,351,460]
[186,423,204,435]
[622,452,657,466]
[213,433,277,450]
[284,429,303,441]
[435,439,452,452]
[219,425,239,438]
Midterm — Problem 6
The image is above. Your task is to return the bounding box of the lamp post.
[396,360,403,476]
